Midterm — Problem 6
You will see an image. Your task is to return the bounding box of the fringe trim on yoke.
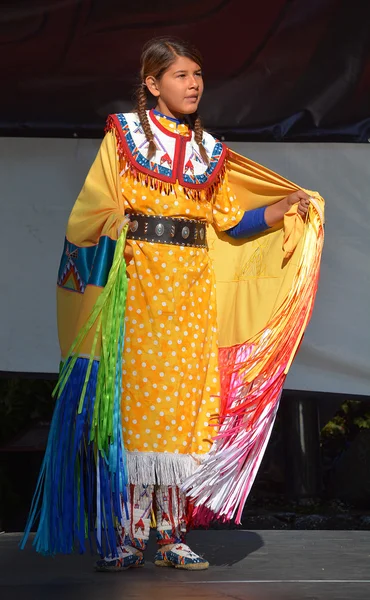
[126,451,207,486]
[105,116,226,203]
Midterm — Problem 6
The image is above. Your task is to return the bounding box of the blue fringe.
[20,357,127,557]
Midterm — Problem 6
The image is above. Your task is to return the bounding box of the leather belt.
[126,213,207,248]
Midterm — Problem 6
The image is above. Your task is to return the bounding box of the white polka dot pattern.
[122,241,220,455]
[117,116,240,456]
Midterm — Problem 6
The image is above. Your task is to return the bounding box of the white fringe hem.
[125,450,207,486]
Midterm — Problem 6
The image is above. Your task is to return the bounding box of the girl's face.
[145,55,204,120]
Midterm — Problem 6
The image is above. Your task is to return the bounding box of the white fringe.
[125,451,207,486]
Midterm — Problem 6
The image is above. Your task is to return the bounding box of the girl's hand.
[265,190,311,227]
[117,216,134,265]
[285,190,311,217]
[118,215,130,236]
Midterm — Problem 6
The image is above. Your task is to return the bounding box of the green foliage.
[353,413,370,429]
[321,400,370,441]
[320,399,370,480]
[321,415,347,437]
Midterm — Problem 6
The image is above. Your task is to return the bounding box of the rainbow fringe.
[20,228,129,556]
[183,199,325,525]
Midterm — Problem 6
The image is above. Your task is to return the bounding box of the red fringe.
[181,206,325,527]
[105,116,225,203]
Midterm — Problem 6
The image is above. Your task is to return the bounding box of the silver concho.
[182,226,190,239]
[199,227,205,241]
[155,223,165,237]
[129,220,139,233]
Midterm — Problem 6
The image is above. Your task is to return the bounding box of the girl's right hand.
[118,215,130,236]
[117,217,134,265]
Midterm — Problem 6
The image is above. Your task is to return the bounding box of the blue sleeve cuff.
[226,206,270,239]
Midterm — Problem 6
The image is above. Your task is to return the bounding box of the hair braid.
[136,85,157,161]
[193,113,209,165]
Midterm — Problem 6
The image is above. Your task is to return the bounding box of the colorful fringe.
[182,199,325,525]
[20,227,129,556]
[105,115,226,203]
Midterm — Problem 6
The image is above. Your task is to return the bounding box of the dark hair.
[136,36,208,164]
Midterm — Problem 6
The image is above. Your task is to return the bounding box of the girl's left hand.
[285,190,311,217]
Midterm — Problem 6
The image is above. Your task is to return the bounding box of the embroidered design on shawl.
[236,238,273,279]
[58,245,85,293]
[57,237,117,293]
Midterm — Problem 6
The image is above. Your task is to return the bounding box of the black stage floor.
[1,530,369,600]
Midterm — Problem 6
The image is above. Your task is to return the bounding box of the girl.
[21,37,324,571]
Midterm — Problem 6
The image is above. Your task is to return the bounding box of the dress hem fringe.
[125,450,207,486]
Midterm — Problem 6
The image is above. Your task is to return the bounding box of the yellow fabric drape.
[66,131,124,246]
[58,135,325,373]
[57,131,125,358]
[210,149,324,348]
[55,128,325,526]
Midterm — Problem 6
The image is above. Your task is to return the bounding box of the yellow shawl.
[22,130,324,556]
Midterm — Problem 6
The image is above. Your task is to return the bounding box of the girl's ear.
[145,76,160,97]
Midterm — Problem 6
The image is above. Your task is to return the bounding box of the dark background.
[1,377,370,531]
[1,0,370,140]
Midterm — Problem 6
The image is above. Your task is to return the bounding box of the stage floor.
[1,530,370,600]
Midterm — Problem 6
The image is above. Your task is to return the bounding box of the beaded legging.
[118,484,188,551]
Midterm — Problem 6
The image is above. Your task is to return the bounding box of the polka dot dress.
[120,114,244,458]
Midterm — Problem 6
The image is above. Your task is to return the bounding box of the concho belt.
[126,213,207,248]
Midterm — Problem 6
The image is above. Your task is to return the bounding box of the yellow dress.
[22,110,324,556]
[57,112,324,509]
[120,114,243,464]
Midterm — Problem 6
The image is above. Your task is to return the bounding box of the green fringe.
[53,226,129,452]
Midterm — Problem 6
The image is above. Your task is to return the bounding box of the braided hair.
[189,111,209,165]
[136,36,209,164]
[136,83,157,161]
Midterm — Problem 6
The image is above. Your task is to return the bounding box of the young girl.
[21,37,324,571]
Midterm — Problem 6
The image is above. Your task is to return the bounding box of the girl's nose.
[189,76,199,89]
